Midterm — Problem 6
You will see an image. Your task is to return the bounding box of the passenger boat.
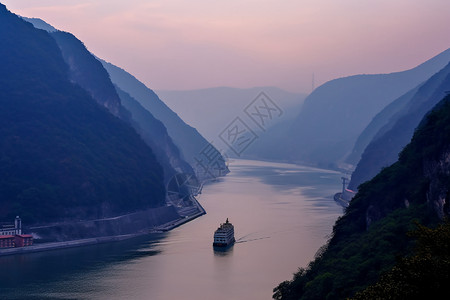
[213,218,235,247]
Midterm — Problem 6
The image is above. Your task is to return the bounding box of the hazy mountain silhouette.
[345,86,420,166]
[246,49,450,169]
[156,87,305,144]
[349,60,450,190]
[40,27,194,182]
[20,16,57,32]
[101,61,229,179]
[116,85,195,181]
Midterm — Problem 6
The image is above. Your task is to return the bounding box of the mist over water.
[0,159,343,300]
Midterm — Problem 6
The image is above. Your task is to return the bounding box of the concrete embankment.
[0,233,144,256]
[158,196,206,231]
[29,206,180,241]
[0,198,206,257]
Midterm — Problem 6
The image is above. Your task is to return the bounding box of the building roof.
[16,234,33,238]
[0,235,14,239]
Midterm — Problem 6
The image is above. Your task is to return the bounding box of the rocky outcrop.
[424,148,450,219]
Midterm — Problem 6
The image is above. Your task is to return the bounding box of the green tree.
[352,221,450,299]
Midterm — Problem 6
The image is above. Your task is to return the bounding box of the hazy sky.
[4,0,450,93]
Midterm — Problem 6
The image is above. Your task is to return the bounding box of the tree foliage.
[352,221,450,299]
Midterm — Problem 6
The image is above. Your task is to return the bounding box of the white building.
[0,216,22,236]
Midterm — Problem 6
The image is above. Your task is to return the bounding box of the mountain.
[116,85,194,181]
[345,85,420,166]
[156,87,306,144]
[273,93,450,299]
[101,61,229,179]
[0,4,166,224]
[349,61,450,190]
[50,31,123,117]
[20,16,57,32]
[246,49,450,169]
[41,27,194,182]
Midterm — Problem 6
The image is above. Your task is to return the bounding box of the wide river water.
[0,159,343,299]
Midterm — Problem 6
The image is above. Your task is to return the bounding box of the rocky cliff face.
[360,120,450,229]
[424,148,450,219]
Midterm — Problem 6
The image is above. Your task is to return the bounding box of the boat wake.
[235,236,270,244]
[235,232,254,242]
[235,233,270,244]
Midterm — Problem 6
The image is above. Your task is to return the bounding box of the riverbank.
[0,196,206,257]
[0,159,344,300]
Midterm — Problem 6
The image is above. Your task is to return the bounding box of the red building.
[0,235,15,248]
[15,234,33,247]
[0,217,33,248]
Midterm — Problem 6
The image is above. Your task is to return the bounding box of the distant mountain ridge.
[246,48,450,169]
[349,60,450,190]
[20,16,56,32]
[101,61,229,179]
[116,85,194,181]
[274,91,450,299]
[156,87,306,144]
[345,86,420,166]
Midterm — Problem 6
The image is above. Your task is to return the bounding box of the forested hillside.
[274,94,450,299]
[0,4,165,224]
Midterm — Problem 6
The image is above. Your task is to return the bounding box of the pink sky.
[4,0,450,93]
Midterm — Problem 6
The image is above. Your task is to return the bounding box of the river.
[0,159,343,299]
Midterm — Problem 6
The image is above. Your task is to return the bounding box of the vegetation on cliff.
[0,4,165,224]
[274,94,450,299]
[352,221,450,299]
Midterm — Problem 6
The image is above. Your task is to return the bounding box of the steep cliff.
[274,94,450,299]
[349,61,450,190]
[345,85,420,166]
[0,4,166,224]
[101,60,229,180]
[42,27,194,182]
[22,17,210,180]
[116,85,194,181]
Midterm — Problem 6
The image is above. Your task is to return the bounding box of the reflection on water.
[213,245,234,257]
[0,234,163,288]
[0,159,343,300]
